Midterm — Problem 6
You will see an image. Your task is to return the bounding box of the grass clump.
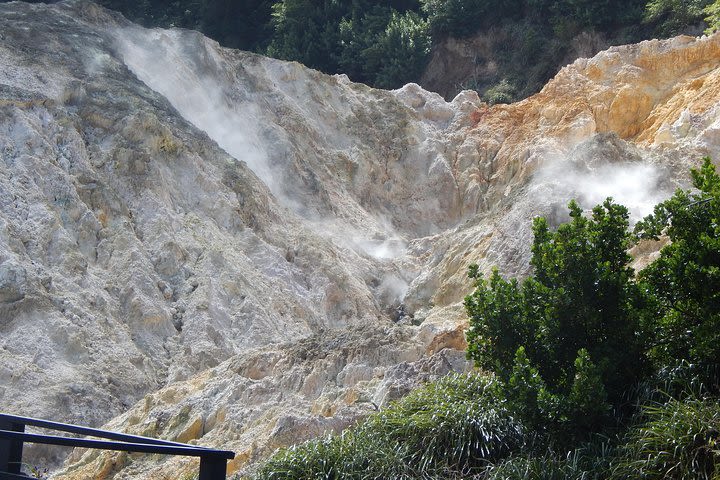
[610,396,720,479]
[484,448,611,480]
[253,373,525,479]
[254,369,720,480]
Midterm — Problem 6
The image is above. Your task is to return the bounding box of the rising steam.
[113,25,412,286]
[532,135,675,222]
[114,28,277,194]
[536,161,669,220]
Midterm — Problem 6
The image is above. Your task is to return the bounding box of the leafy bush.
[465,199,650,440]
[705,0,720,33]
[483,80,517,104]
[644,0,712,35]
[635,157,720,379]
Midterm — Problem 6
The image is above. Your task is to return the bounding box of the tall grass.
[610,396,720,479]
[485,453,601,480]
[480,435,617,480]
[253,373,525,479]
[252,371,720,480]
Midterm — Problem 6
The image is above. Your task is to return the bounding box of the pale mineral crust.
[0,1,718,478]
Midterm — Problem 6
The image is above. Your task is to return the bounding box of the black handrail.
[0,413,234,480]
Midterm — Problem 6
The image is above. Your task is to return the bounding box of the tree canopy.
[634,157,720,373]
[8,0,704,94]
[706,0,720,33]
[465,158,720,442]
[465,198,649,439]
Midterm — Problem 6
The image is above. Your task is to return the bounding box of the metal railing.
[0,413,234,480]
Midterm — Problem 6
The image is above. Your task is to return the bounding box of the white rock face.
[0,2,719,478]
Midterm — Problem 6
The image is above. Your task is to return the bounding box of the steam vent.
[1,1,719,478]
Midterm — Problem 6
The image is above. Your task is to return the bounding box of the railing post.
[0,419,25,474]
[0,413,234,479]
[198,455,227,480]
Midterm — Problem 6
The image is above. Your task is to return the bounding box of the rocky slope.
[0,1,718,478]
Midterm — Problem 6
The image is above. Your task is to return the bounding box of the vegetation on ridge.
[251,158,720,479]
[6,0,719,100]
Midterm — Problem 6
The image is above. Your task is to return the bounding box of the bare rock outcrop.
[0,1,718,478]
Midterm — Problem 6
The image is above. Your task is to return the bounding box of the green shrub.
[465,198,650,441]
[483,80,517,104]
[644,0,711,35]
[634,157,720,379]
[705,0,720,33]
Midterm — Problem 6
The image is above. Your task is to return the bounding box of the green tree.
[465,198,649,437]
[337,7,431,87]
[199,0,274,51]
[549,0,645,30]
[704,0,720,33]
[92,0,275,51]
[420,0,522,37]
[635,157,720,374]
[362,11,431,88]
[644,0,712,35]
[266,0,346,73]
[336,6,388,82]
[266,0,428,88]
